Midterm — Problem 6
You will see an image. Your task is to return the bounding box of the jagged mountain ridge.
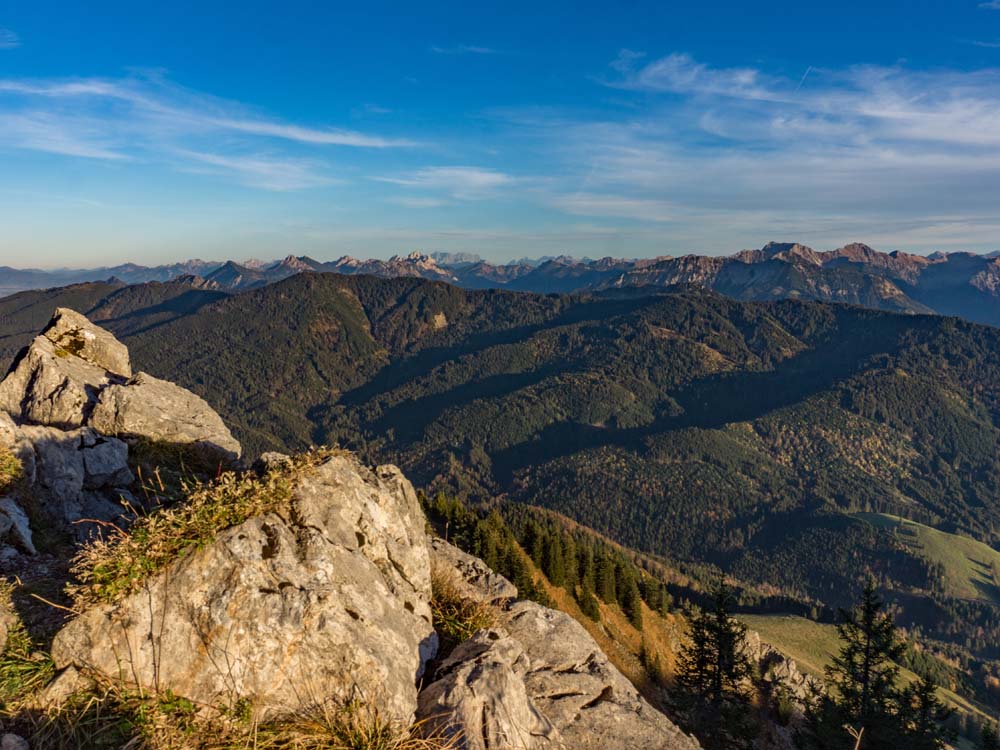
[6,241,1000,326]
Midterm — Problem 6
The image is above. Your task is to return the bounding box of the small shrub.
[0,448,23,496]
[430,564,498,647]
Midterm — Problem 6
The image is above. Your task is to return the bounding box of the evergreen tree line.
[503,505,674,631]
[674,578,976,750]
[422,491,552,606]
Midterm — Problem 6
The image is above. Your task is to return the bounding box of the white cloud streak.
[0,72,415,189]
[430,44,497,55]
[376,166,515,199]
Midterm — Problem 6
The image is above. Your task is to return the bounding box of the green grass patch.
[856,512,1000,604]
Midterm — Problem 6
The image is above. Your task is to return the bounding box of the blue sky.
[2,1,1000,266]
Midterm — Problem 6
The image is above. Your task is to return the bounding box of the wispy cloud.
[607,50,780,100]
[377,166,514,199]
[551,193,676,222]
[175,150,337,191]
[0,28,18,50]
[389,196,449,208]
[0,72,415,189]
[980,0,1000,8]
[430,44,497,55]
[500,52,1000,251]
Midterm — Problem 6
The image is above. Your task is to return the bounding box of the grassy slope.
[739,614,994,731]
[856,513,1000,605]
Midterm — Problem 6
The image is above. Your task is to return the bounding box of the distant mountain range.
[7,241,1000,326]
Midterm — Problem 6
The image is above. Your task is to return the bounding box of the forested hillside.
[3,272,1000,693]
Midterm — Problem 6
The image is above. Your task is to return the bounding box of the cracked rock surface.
[51,454,437,724]
[420,559,702,750]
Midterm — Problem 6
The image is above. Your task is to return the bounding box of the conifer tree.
[595,552,618,604]
[801,581,907,749]
[676,577,752,704]
[900,676,954,750]
[619,567,644,630]
[577,545,595,593]
[542,529,566,586]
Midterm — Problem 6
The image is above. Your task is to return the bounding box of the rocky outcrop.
[0,308,239,460]
[0,309,240,544]
[422,543,701,750]
[418,629,557,750]
[90,372,241,461]
[743,630,820,706]
[429,537,517,603]
[43,307,131,378]
[504,601,701,750]
[51,454,437,724]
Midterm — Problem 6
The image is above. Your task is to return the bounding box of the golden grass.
[429,563,499,646]
[0,446,23,496]
[19,684,460,750]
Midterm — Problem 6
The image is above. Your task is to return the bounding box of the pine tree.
[541,528,566,586]
[528,521,546,567]
[676,578,752,704]
[677,607,713,698]
[577,545,595,593]
[575,585,602,621]
[562,531,578,589]
[900,676,954,750]
[619,567,644,631]
[801,581,907,750]
[595,552,618,604]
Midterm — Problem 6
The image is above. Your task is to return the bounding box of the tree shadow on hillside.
[338,295,665,407]
[490,321,909,483]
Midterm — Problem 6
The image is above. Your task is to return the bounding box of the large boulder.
[421,546,701,749]
[418,629,557,750]
[43,308,131,378]
[51,454,437,724]
[503,601,702,750]
[0,335,115,429]
[90,372,241,461]
[15,426,134,538]
[0,309,241,539]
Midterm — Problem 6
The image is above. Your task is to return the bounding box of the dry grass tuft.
[68,448,342,608]
[0,580,56,706]
[17,684,459,750]
[0,446,24,496]
[429,564,499,647]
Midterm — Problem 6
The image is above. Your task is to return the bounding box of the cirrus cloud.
[0,71,416,190]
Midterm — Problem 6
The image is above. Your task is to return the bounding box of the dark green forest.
[3,272,1000,720]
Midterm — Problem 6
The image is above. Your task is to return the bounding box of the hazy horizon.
[3,1,1000,265]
